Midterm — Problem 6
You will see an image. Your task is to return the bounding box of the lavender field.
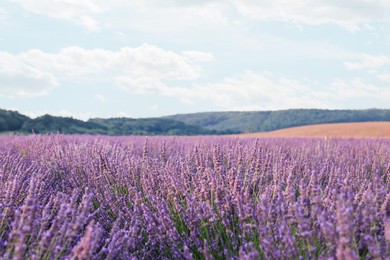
[0,135,389,259]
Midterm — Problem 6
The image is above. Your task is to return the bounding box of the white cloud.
[18,47,115,78]
[329,78,380,99]
[19,44,212,81]
[184,3,229,24]
[343,54,390,83]
[116,71,330,110]
[188,71,332,109]
[135,0,221,7]
[4,44,389,111]
[0,52,58,98]
[232,0,390,30]
[344,54,390,70]
[96,0,232,34]
[377,72,390,82]
[118,70,390,111]
[9,0,390,32]
[79,15,100,31]
[116,44,204,80]
[11,0,105,31]
[0,45,213,98]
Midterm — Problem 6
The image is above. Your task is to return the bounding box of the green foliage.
[20,114,108,134]
[16,114,227,135]
[0,109,30,132]
[88,117,221,135]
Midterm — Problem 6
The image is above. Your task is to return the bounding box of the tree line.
[2,108,390,135]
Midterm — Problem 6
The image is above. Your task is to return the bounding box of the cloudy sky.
[1,0,390,119]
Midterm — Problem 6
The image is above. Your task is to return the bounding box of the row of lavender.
[0,135,389,259]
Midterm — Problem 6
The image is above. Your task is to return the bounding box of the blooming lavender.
[0,135,389,259]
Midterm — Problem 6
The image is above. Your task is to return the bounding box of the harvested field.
[236,122,390,138]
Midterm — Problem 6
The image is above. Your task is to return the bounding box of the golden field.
[236,122,390,138]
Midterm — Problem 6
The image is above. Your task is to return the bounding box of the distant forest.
[1,108,390,135]
[0,109,232,135]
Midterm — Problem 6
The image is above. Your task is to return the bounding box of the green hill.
[165,109,390,133]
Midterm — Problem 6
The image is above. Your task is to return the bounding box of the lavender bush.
[0,135,389,259]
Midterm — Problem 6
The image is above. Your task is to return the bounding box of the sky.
[1,0,390,120]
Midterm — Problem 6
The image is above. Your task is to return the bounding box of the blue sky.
[1,0,390,120]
